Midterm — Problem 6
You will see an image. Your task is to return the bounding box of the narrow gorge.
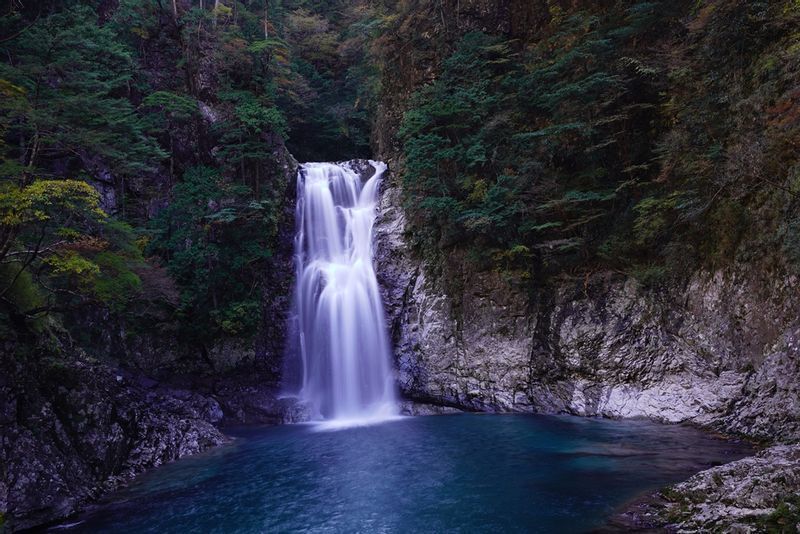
[1,0,799,532]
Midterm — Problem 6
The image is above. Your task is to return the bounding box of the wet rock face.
[0,353,226,532]
[374,176,800,442]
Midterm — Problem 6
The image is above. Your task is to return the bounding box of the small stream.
[55,414,752,533]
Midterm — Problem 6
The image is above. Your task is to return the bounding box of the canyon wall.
[375,176,800,443]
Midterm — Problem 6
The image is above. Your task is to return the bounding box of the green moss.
[748,495,800,533]
[629,264,669,289]
[661,486,691,523]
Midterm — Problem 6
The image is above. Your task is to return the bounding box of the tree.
[0,179,104,319]
[148,166,278,346]
[398,4,668,273]
[0,5,166,179]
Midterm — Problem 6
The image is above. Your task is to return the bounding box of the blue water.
[58,414,751,533]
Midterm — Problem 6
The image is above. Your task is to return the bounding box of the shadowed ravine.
[50,162,755,534]
[4,3,800,532]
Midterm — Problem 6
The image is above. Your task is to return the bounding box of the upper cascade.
[285,160,397,425]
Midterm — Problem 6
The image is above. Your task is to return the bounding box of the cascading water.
[286,161,397,424]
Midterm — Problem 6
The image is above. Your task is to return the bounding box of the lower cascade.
[286,161,397,423]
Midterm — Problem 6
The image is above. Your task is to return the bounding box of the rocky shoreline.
[0,347,309,532]
[3,353,796,532]
[601,443,800,533]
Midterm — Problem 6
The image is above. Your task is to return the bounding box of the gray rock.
[0,352,227,532]
[660,444,800,532]
[398,400,462,416]
[374,177,800,442]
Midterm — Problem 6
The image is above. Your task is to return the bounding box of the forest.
[390,1,800,284]
[0,0,382,361]
[2,1,800,531]
[2,1,799,359]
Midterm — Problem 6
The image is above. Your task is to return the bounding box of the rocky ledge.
[657,444,800,532]
[0,351,225,531]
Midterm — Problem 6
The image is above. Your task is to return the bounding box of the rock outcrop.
[660,444,800,532]
[0,349,226,532]
[376,175,800,440]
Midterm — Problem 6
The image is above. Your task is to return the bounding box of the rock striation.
[376,175,800,437]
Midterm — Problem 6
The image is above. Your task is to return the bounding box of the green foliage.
[277,1,381,161]
[0,0,380,362]
[91,252,142,311]
[222,89,288,136]
[0,179,104,227]
[0,179,106,318]
[45,251,100,278]
[0,5,166,176]
[393,0,800,278]
[148,166,277,343]
[632,192,700,246]
[142,91,199,122]
[399,7,666,272]
[213,90,288,179]
[0,175,159,333]
[748,495,800,533]
[629,264,669,289]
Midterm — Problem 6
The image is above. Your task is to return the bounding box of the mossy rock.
[749,495,800,534]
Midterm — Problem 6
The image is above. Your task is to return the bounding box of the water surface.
[59,414,752,533]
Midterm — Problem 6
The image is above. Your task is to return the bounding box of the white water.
[286,161,397,425]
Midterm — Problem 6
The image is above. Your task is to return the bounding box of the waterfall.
[286,161,397,424]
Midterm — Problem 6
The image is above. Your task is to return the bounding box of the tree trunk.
[213,0,222,27]
[264,1,269,39]
[172,0,178,17]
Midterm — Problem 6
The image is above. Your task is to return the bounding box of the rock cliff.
[0,347,225,532]
[376,174,799,439]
